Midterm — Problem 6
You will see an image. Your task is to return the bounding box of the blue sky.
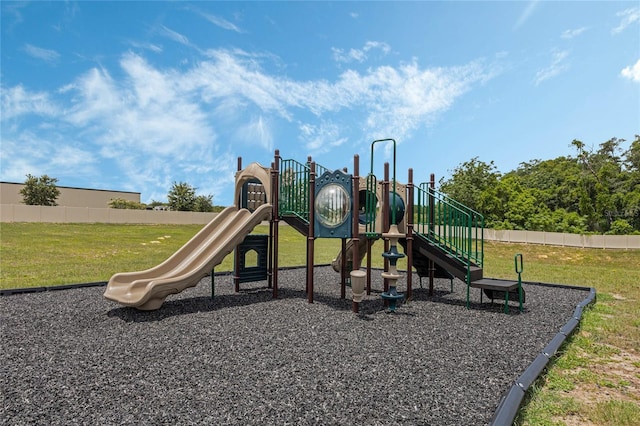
[2,1,639,206]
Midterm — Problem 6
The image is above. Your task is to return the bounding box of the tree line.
[438,136,640,235]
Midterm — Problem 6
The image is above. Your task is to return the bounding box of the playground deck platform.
[1,266,590,425]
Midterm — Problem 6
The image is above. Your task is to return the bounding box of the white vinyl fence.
[0,204,217,225]
[2,204,639,249]
[483,229,640,250]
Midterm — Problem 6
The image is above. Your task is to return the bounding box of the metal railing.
[414,184,484,269]
[363,174,378,236]
[278,159,330,223]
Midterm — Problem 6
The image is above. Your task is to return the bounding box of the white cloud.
[533,49,570,85]
[198,11,242,33]
[332,41,391,63]
[299,121,347,153]
[621,59,640,82]
[159,25,190,46]
[0,85,58,120]
[561,27,587,39]
[235,115,273,151]
[49,145,97,176]
[23,43,60,63]
[612,7,640,34]
[54,52,219,196]
[0,131,96,182]
[513,0,539,30]
[128,40,163,53]
[2,48,496,203]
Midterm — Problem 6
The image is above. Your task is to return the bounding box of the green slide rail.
[414,183,484,273]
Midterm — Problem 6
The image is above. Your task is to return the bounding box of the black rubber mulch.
[1,266,588,425]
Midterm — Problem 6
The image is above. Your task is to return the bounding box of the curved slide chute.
[331,238,372,273]
[104,204,272,310]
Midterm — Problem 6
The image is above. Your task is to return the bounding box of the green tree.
[20,174,60,206]
[510,157,582,212]
[167,182,197,211]
[439,157,500,213]
[194,194,214,212]
[571,137,630,232]
[439,136,637,234]
[607,219,634,235]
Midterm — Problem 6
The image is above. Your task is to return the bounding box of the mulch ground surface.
[1,266,589,425]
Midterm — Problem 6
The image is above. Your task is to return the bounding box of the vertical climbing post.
[351,154,365,313]
[307,161,316,303]
[382,162,390,295]
[234,157,243,293]
[267,162,276,288]
[406,168,414,301]
[370,138,405,312]
[366,239,372,295]
[352,155,360,271]
[428,173,436,296]
[272,150,280,298]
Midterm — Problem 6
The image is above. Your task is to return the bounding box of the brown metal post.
[406,168,414,301]
[234,157,243,292]
[428,173,435,296]
[366,239,372,295]
[352,154,360,313]
[340,238,346,299]
[352,155,360,270]
[268,161,274,289]
[272,150,280,298]
[307,161,316,303]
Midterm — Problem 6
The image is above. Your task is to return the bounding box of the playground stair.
[412,184,495,308]
[404,235,482,283]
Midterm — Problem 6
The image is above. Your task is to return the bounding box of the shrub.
[109,198,146,210]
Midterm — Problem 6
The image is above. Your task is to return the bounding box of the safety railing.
[279,159,330,223]
[363,174,378,236]
[414,184,484,269]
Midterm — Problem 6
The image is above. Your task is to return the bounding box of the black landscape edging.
[489,286,597,426]
[0,264,333,297]
[0,281,108,296]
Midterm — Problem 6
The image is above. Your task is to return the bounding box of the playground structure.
[104,139,525,312]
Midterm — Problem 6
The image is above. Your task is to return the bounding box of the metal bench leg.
[518,286,523,312]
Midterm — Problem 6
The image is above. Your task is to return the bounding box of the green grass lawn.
[1,222,638,424]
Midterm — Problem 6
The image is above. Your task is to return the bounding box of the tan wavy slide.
[331,238,372,273]
[104,203,272,310]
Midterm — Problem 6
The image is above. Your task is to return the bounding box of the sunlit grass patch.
[587,400,640,426]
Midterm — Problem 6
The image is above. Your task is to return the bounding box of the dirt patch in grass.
[555,346,640,425]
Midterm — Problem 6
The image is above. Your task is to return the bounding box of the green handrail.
[279,158,331,222]
[414,184,484,269]
[364,173,378,236]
